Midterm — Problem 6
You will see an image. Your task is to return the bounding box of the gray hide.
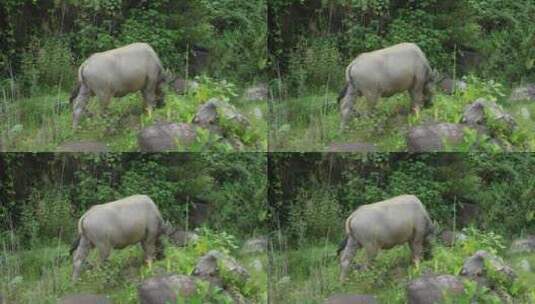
[339,194,434,281]
[70,43,166,128]
[71,194,166,280]
[338,43,434,129]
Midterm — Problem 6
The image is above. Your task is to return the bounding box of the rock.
[250,258,264,272]
[406,123,467,152]
[325,294,378,304]
[509,235,535,254]
[440,230,466,247]
[460,250,517,287]
[509,84,535,102]
[241,237,268,255]
[172,78,199,94]
[59,294,111,304]
[328,142,377,152]
[462,98,516,134]
[518,259,531,272]
[189,201,211,227]
[192,250,249,286]
[438,77,467,94]
[458,49,483,74]
[0,294,3,304]
[520,107,531,120]
[138,274,197,304]
[193,98,250,131]
[138,122,197,152]
[243,83,268,101]
[253,107,263,119]
[407,274,465,304]
[56,141,108,152]
[458,203,481,227]
[168,230,199,247]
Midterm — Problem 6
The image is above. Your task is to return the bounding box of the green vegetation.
[268,153,535,302]
[0,0,267,151]
[0,153,268,303]
[268,0,535,151]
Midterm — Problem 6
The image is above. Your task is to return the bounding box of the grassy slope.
[0,85,267,152]
[0,235,267,303]
[270,79,535,152]
[269,236,535,303]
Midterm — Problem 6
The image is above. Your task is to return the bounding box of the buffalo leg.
[409,238,424,265]
[339,236,359,281]
[363,244,378,270]
[141,236,158,264]
[340,84,358,130]
[409,85,425,114]
[96,243,111,266]
[72,84,92,128]
[72,236,92,280]
[142,83,158,115]
[363,92,379,116]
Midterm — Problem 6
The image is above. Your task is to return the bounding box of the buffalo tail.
[69,236,80,256]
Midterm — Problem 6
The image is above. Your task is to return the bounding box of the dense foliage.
[269,0,535,95]
[0,153,267,248]
[269,153,535,243]
[1,0,266,92]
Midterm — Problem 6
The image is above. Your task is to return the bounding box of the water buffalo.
[338,43,435,129]
[69,43,167,128]
[339,194,434,281]
[70,195,169,280]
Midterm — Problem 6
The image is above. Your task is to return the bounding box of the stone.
[167,230,199,247]
[406,123,467,152]
[59,294,111,304]
[509,235,535,254]
[509,84,535,102]
[193,98,250,131]
[461,98,516,134]
[172,78,199,94]
[138,122,197,152]
[460,250,517,287]
[56,140,108,152]
[518,259,531,272]
[241,237,268,255]
[458,203,481,227]
[138,274,197,304]
[325,294,378,304]
[438,77,467,94]
[407,274,465,304]
[192,250,249,286]
[243,83,268,101]
[439,230,467,246]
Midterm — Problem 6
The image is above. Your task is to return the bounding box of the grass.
[0,79,267,152]
[0,231,268,304]
[268,231,535,303]
[269,76,535,152]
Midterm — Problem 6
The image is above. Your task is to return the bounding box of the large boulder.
[460,250,517,287]
[243,83,269,101]
[168,230,199,247]
[56,141,108,152]
[407,274,465,304]
[509,235,535,254]
[192,250,250,287]
[462,98,516,134]
[241,237,268,255]
[138,274,197,304]
[325,294,378,304]
[406,123,468,152]
[509,84,535,102]
[138,122,197,152]
[59,294,111,304]
[193,98,250,130]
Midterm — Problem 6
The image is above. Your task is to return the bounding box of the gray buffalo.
[338,43,435,129]
[70,195,169,280]
[69,43,167,128]
[339,194,434,281]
